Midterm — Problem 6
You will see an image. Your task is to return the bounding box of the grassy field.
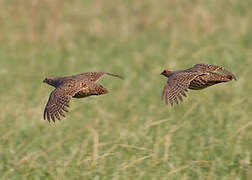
[0,0,251,179]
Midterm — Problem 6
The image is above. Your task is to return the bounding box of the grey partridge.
[43,72,124,122]
[160,64,237,106]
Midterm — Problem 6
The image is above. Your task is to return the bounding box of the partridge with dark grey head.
[43,72,124,122]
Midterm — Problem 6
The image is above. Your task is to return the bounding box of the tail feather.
[226,75,233,80]
[93,84,109,95]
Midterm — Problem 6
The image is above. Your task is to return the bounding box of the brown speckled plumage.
[161,64,236,106]
[43,72,123,122]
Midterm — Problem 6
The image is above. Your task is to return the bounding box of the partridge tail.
[90,83,109,95]
[214,75,233,83]
[226,75,234,80]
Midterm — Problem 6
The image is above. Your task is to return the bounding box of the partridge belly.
[189,76,217,90]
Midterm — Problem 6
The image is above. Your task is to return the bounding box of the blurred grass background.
[0,0,251,179]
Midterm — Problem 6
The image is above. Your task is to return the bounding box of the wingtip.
[106,73,124,80]
[116,75,125,80]
[116,75,124,80]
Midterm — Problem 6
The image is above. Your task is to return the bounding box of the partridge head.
[160,69,172,77]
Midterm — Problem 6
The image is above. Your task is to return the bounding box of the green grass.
[0,0,251,179]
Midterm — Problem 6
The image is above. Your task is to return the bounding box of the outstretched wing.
[192,64,223,71]
[192,64,237,80]
[74,72,124,82]
[43,80,87,122]
[162,72,203,106]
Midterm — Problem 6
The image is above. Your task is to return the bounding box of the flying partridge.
[43,72,124,122]
[160,64,236,106]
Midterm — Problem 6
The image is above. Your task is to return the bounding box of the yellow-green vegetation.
[0,0,251,179]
